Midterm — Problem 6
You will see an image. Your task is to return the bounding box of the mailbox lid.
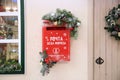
[42,27,70,62]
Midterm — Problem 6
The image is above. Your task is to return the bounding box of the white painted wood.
[0,39,18,43]
[99,0,106,79]
[105,1,112,80]
[93,0,120,80]
[94,0,101,80]
[88,0,94,80]
[117,42,120,80]
[0,0,21,63]
[0,12,18,16]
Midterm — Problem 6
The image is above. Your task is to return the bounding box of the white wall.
[0,0,89,80]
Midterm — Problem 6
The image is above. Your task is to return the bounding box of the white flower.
[107,19,110,22]
[51,12,55,16]
[77,22,81,26]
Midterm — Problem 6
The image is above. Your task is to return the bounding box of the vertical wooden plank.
[111,1,119,80]
[93,0,106,80]
[111,41,118,80]
[88,0,94,80]
[117,0,120,75]
[117,41,120,80]
[105,0,113,80]
[105,34,112,80]
[99,0,106,79]
[93,0,101,80]
[94,0,120,80]
[116,1,120,76]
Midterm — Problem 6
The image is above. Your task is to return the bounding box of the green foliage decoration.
[105,4,120,40]
[42,8,81,39]
[40,8,81,76]
[40,51,56,76]
[0,59,22,73]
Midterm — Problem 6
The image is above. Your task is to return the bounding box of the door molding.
[88,0,94,80]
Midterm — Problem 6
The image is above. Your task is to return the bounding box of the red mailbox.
[42,26,70,62]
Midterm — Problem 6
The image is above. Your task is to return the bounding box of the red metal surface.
[42,26,70,62]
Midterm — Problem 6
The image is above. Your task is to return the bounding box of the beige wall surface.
[0,0,89,80]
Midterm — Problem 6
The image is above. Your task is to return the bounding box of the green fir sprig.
[42,8,81,39]
[40,51,57,76]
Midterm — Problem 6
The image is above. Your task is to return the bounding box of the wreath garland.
[40,9,81,76]
[105,4,120,40]
[42,8,81,39]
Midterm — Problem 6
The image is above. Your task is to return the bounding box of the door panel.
[93,0,120,80]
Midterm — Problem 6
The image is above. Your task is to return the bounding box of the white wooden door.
[93,0,120,80]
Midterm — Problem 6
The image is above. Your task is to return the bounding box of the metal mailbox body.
[42,26,70,62]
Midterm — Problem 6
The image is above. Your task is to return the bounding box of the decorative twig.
[39,51,57,76]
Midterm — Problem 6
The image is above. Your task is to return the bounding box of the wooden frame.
[0,0,24,74]
[88,0,94,80]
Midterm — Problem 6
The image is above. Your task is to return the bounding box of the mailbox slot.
[46,27,66,30]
